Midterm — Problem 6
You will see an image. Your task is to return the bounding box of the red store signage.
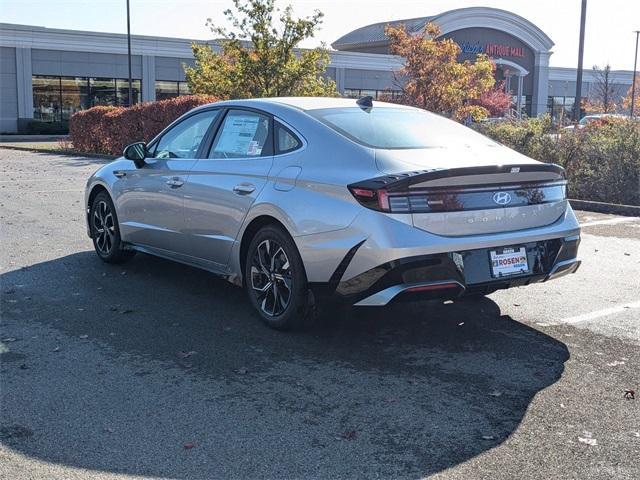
[485,43,525,58]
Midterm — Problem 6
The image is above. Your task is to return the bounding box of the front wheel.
[245,225,313,330]
[90,191,135,264]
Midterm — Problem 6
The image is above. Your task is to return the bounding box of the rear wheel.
[90,191,135,264]
[245,225,313,330]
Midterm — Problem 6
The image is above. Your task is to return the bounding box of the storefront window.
[116,79,141,106]
[33,75,141,122]
[548,96,582,125]
[155,80,190,100]
[89,78,116,107]
[178,81,191,95]
[343,88,403,100]
[33,76,62,122]
[61,77,89,120]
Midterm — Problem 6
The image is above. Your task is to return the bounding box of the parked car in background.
[85,97,581,330]
[563,113,629,130]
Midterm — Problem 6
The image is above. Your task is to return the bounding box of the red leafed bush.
[69,95,218,156]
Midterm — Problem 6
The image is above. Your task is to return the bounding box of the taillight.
[349,186,429,213]
[348,186,390,212]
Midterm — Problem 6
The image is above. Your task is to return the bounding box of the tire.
[245,225,314,330]
[89,191,135,264]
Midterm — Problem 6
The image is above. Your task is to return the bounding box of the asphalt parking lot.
[1,148,639,480]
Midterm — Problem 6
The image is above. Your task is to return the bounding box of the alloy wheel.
[93,200,115,255]
[250,239,293,317]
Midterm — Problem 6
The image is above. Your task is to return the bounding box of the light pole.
[126,0,133,107]
[573,0,587,122]
[631,30,639,118]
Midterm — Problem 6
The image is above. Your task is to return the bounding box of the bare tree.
[585,64,617,113]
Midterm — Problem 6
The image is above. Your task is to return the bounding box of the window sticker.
[215,115,261,156]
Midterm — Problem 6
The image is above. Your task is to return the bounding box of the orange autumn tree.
[621,76,639,114]
[385,22,497,120]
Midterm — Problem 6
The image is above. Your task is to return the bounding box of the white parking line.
[0,188,84,193]
[580,217,638,227]
[556,301,640,324]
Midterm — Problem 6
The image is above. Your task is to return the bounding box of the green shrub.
[68,95,218,156]
[475,116,640,205]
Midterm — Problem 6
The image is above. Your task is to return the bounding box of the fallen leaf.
[342,430,357,440]
[578,436,597,446]
[177,351,196,359]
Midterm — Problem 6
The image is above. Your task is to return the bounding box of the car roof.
[196,96,415,113]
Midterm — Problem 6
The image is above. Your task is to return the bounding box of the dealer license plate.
[489,246,529,278]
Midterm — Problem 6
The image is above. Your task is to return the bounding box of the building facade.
[0,7,634,133]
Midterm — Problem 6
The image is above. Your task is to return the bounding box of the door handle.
[114,170,126,178]
[166,177,184,188]
[233,183,256,194]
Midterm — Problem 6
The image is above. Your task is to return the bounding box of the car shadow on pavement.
[1,251,569,479]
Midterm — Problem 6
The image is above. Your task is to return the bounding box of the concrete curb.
[570,199,640,217]
[0,145,115,161]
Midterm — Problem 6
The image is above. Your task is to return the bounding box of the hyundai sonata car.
[85,97,581,329]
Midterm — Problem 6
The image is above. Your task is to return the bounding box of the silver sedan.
[85,97,581,329]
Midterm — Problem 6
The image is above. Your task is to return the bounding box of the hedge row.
[69,95,218,156]
[475,116,640,206]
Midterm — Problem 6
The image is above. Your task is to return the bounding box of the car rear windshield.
[309,107,498,149]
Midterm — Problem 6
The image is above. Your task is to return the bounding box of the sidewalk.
[0,134,68,143]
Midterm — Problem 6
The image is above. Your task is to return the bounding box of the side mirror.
[123,142,148,168]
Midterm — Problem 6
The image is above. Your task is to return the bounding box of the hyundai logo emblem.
[492,191,512,205]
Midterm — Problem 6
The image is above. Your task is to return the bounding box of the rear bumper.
[311,235,581,307]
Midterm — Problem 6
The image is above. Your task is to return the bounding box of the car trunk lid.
[349,148,567,236]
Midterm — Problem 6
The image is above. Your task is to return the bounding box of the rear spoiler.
[348,163,566,193]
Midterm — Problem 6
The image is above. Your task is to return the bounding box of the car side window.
[154,109,219,159]
[276,122,302,154]
[209,110,272,159]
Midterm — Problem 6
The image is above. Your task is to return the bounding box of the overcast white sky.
[1,0,638,70]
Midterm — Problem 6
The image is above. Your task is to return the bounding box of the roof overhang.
[332,7,554,54]
[432,7,554,53]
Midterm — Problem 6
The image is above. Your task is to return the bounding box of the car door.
[116,109,221,254]
[182,108,274,267]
